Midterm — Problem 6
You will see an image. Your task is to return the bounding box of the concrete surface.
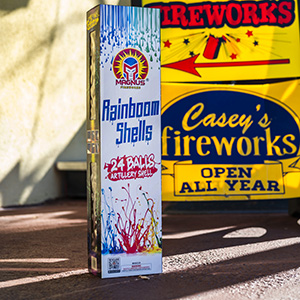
[1,199,300,300]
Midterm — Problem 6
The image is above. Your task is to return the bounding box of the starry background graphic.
[162,29,286,61]
[161,28,291,75]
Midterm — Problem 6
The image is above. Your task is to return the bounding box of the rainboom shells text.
[102,97,160,145]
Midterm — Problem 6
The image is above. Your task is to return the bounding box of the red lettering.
[188,6,204,27]
[170,4,188,27]
[161,6,172,26]
[242,3,260,25]
[203,4,226,26]
[226,3,243,26]
[278,1,293,25]
[259,2,277,24]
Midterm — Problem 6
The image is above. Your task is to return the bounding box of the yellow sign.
[161,80,300,201]
[143,0,300,82]
[174,162,284,196]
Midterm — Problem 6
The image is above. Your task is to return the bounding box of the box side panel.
[87,6,101,276]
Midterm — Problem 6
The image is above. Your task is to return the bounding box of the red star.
[246,30,253,37]
[163,40,172,48]
[230,53,237,60]
[236,38,241,42]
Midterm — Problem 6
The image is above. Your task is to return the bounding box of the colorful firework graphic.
[101,184,162,255]
[161,29,290,73]
[99,5,160,70]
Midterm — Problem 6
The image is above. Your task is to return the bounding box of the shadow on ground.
[0,199,300,300]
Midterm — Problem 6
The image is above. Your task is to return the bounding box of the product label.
[99,5,161,278]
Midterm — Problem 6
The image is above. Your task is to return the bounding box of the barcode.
[108,258,121,273]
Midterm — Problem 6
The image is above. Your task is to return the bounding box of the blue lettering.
[151,101,160,116]
[102,97,160,122]
[180,182,194,193]
[129,98,135,118]
[116,122,123,145]
[136,102,143,117]
[145,125,153,141]
[115,121,153,145]
[225,180,238,190]
[102,99,110,121]
[144,102,151,116]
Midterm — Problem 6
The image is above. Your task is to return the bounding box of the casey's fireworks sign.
[160,81,300,201]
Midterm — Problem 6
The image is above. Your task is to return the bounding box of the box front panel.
[99,5,162,278]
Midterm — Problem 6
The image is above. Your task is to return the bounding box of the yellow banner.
[143,0,300,82]
[161,80,300,201]
[174,162,284,196]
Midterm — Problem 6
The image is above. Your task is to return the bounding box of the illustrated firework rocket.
[203,35,227,59]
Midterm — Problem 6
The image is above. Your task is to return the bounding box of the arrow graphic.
[162,54,290,77]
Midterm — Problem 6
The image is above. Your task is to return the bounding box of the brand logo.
[113,48,149,88]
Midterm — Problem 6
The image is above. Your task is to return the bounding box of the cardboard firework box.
[86,5,162,278]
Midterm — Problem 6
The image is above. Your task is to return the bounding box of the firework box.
[86,5,162,278]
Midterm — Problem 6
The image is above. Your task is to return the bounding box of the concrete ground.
[1,199,300,300]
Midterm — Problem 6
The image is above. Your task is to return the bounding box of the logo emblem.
[113,48,148,87]
[123,57,139,80]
